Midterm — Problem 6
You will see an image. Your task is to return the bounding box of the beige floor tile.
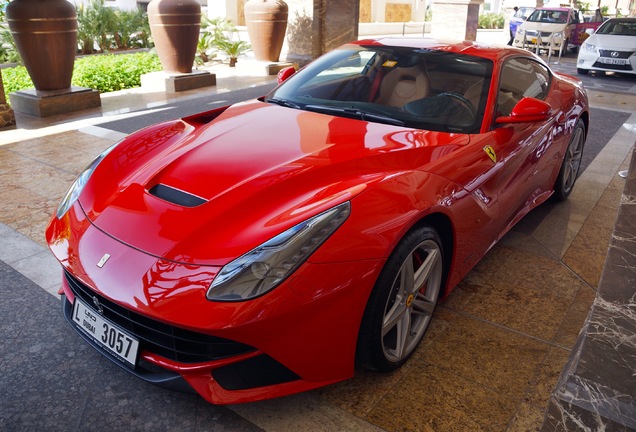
[523,346,570,409]
[506,403,545,432]
[562,222,613,288]
[316,367,411,418]
[412,308,550,400]
[365,362,517,432]
[552,286,596,348]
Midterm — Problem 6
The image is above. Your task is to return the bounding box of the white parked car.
[577,18,636,75]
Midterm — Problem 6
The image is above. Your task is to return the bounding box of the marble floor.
[1,72,635,430]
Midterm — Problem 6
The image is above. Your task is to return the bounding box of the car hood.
[520,22,567,33]
[587,33,636,50]
[80,100,469,265]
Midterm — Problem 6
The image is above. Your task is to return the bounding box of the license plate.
[598,57,628,65]
[531,38,537,44]
[72,297,139,367]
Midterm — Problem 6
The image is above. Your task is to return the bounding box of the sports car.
[46,38,589,405]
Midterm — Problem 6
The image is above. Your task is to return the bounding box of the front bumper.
[49,203,384,404]
[513,35,565,52]
[577,49,636,74]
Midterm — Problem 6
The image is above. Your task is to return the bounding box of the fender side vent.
[149,184,207,207]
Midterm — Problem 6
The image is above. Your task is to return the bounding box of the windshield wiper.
[266,97,301,109]
[304,105,405,126]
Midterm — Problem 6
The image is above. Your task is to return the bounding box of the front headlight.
[583,42,597,52]
[207,202,351,301]
[55,144,116,219]
[516,28,525,36]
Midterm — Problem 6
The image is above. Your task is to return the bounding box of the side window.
[496,58,551,117]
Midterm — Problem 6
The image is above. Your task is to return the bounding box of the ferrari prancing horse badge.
[483,145,497,164]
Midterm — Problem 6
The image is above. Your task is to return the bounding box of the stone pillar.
[312,0,359,59]
[0,69,16,129]
[284,0,359,66]
[208,0,238,24]
[284,0,314,65]
[431,0,484,41]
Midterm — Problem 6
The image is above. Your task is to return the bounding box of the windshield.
[514,7,534,19]
[596,19,636,35]
[267,44,493,133]
[528,9,568,23]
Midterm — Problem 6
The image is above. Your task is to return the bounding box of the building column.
[312,0,359,58]
[208,0,238,24]
[284,0,359,66]
[431,0,484,41]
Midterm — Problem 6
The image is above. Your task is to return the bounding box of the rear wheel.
[554,119,586,201]
[356,226,444,372]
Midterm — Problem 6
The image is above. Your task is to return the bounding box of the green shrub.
[478,13,505,29]
[2,65,32,96]
[3,52,162,101]
[72,52,162,92]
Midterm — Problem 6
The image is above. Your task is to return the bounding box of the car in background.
[46,38,590,405]
[509,6,535,44]
[513,7,604,55]
[577,17,636,75]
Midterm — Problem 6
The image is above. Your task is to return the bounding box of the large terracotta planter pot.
[245,0,288,62]
[148,0,201,74]
[6,0,77,93]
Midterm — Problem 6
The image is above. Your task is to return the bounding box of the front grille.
[598,49,633,59]
[64,270,255,364]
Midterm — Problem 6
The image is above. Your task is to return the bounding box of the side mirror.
[495,97,552,124]
[277,66,296,85]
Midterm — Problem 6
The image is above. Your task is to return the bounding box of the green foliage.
[0,0,8,22]
[72,52,161,92]
[2,64,32,96]
[76,0,150,54]
[214,39,251,66]
[579,2,591,13]
[2,52,162,102]
[197,17,250,66]
[600,5,609,15]
[478,12,505,29]
[0,22,20,64]
[76,1,99,54]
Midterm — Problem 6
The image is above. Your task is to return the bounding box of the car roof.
[353,37,531,63]
[604,17,636,22]
[535,7,572,11]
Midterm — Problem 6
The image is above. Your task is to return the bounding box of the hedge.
[2,52,162,103]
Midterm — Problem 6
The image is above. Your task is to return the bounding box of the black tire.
[554,119,586,201]
[577,68,589,75]
[356,225,444,372]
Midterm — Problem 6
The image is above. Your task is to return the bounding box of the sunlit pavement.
[1,32,635,431]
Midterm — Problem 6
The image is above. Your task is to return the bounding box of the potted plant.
[215,39,251,67]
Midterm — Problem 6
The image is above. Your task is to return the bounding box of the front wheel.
[577,68,589,75]
[356,225,445,372]
[554,119,586,201]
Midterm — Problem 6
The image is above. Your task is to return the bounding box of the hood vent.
[149,184,207,207]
